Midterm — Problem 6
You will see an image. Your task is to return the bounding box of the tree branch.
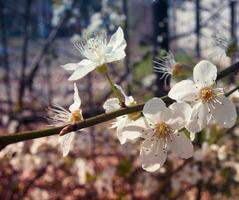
[216,61,239,80]
[0,61,238,146]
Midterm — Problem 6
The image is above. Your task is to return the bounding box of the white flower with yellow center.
[139,98,193,172]
[48,83,83,156]
[169,60,237,133]
[154,51,182,86]
[62,27,126,81]
[103,84,144,144]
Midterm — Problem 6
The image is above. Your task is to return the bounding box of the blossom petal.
[105,27,126,63]
[168,102,192,130]
[103,98,121,113]
[210,96,237,128]
[61,63,78,71]
[168,132,193,159]
[119,117,148,144]
[107,27,126,52]
[69,83,81,112]
[114,84,133,105]
[168,80,197,102]
[58,132,75,157]
[68,59,96,81]
[186,102,209,133]
[193,60,217,87]
[115,117,128,144]
[105,50,126,63]
[140,138,167,172]
[143,98,166,123]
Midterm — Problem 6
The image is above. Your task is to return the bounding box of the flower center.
[172,63,182,77]
[199,87,215,103]
[154,122,173,139]
[69,110,83,123]
[87,38,105,62]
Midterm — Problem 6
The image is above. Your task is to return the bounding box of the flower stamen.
[69,110,83,123]
[199,87,224,104]
[153,122,173,139]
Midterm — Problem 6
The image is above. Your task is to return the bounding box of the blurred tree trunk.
[26,0,78,96]
[123,0,131,95]
[230,0,237,44]
[0,0,12,112]
[17,0,33,111]
[195,0,201,59]
[153,0,169,97]
[230,0,237,82]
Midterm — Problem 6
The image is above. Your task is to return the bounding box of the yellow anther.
[154,122,172,139]
[200,87,215,103]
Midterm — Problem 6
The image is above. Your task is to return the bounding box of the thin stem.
[225,85,239,96]
[105,73,125,105]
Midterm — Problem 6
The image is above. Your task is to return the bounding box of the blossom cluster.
[50,26,238,172]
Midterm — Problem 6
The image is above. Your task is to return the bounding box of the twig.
[216,61,239,80]
[225,85,239,96]
[0,61,238,146]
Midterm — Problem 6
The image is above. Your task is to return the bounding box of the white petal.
[105,27,126,63]
[168,132,193,159]
[143,98,166,123]
[103,98,121,113]
[140,138,167,172]
[193,60,217,87]
[58,132,75,157]
[69,83,81,112]
[119,117,148,144]
[105,50,126,63]
[114,84,132,105]
[61,63,78,71]
[186,102,209,133]
[68,60,96,81]
[210,96,237,128]
[168,80,197,102]
[168,102,192,130]
[107,27,126,52]
[115,117,128,144]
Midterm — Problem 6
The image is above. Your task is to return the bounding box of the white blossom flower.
[154,51,182,86]
[169,60,237,133]
[104,85,145,142]
[103,84,144,144]
[62,27,126,81]
[138,98,193,172]
[48,83,83,156]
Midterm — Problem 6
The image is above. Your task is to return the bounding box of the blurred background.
[0,0,239,199]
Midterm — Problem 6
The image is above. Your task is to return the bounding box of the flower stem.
[105,73,125,106]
